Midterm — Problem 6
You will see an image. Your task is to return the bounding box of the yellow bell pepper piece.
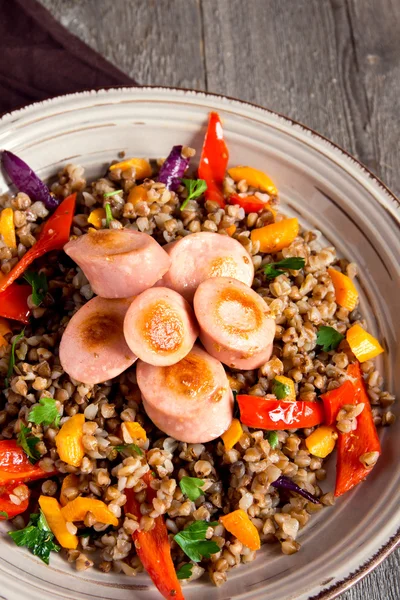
[228,166,278,197]
[328,268,359,311]
[55,414,85,467]
[60,473,80,507]
[305,426,338,458]
[221,419,243,451]
[61,497,119,526]
[39,495,78,549]
[250,218,299,253]
[123,421,147,441]
[220,509,261,550]
[274,375,296,401]
[346,324,384,363]
[109,158,152,179]
[87,207,106,229]
[227,374,243,392]
[128,184,149,205]
[0,208,16,249]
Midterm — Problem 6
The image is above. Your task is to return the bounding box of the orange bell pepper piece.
[346,324,384,363]
[198,112,229,209]
[61,497,118,526]
[238,395,324,430]
[55,414,85,468]
[122,421,147,442]
[250,218,299,253]
[60,473,80,507]
[0,207,17,249]
[87,207,106,229]
[0,483,30,519]
[109,158,152,179]
[0,318,11,336]
[39,496,78,549]
[128,184,148,205]
[328,268,359,311]
[228,166,278,197]
[220,509,260,550]
[305,426,338,458]
[221,419,243,451]
[225,224,236,236]
[0,439,57,484]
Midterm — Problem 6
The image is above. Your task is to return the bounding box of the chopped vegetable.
[55,414,85,468]
[225,224,236,236]
[237,395,324,430]
[250,218,299,253]
[0,317,11,336]
[114,443,143,456]
[60,473,79,507]
[0,483,30,519]
[180,178,207,210]
[316,326,344,352]
[179,476,205,501]
[103,189,123,198]
[125,472,185,600]
[264,257,306,279]
[198,112,229,208]
[320,380,356,425]
[346,324,384,363]
[28,397,60,428]
[0,284,31,324]
[268,431,279,449]
[228,194,272,214]
[61,497,119,526]
[0,439,57,484]
[104,202,113,227]
[8,510,60,565]
[0,193,76,294]
[87,207,106,229]
[109,158,152,179]
[272,377,292,400]
[273,375,296,401]
[5,328,25,386]
[305,426,338,458]
[2,151,58,211]
[272,475,320,504]
[328,267,359,311]
[0,511,9,519]
[23,271,48,306]
[176,563,193,580]
[0,207,16,248]
[38,496,78,549]
[128,184,148,205]
[17,425,41,464]
[122,421,147,441]
[220,509,260,550]
[174,520,220,562]
[221,418,243,451]
[334,362,381,496]
[227,166,278,196]
[158,146,190,191]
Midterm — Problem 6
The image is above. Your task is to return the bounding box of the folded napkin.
[0,0,136,115]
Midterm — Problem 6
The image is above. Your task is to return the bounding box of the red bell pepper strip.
[334,362,381,497]
[229,193,270,214]
[0,283,31,324]
[198,112,229,209]
[125,471,184,600]
[0,482,30,519]
[0,440,57,485]
[237,395,324,430]
[320,379,356,426]
[0,193,76,294]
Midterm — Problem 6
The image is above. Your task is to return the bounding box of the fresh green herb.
[0,511,9,519]
[180,178,207,211]
[8,510,60,565]
[268,431,279,449]
[179,476,205,502]
[28,397,60,428]
[173,521,219,562]
[104,202,113,227]
[5,328,25,388]
[264,257,306,280]
[114,443,143,457]
[176,563,193,580]
[272,378,291,400]
[23,271,48,306]
[17,425,41,464]
[316,326,344,352]
[103,189,123,198]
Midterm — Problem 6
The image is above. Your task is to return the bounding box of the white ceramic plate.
[0,87,399,600]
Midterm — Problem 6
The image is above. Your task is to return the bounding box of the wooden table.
[38,1,400,598]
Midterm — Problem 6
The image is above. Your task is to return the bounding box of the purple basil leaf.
[158,145,190,191]
[2,151,59,211]
[272,475,320,504]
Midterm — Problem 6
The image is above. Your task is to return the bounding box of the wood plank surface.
[36,1,400,599]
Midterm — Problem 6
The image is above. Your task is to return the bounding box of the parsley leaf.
[176,563,193,580]
[17,425,41,464]
[264,257,306,280]
[8,511,60,565]
[180,179,207,211]
[173,520,220,562]
[272,378,291,400]
[268,431,279,449]
[316,326,344,352]
[104,202,113,227]
[23,271,48,306]
[179,476,205,502]
[5,328,25,388]
[28,397,60,428]
[103,189,123,198]
[114,443,143,457]
[0,511,9,519]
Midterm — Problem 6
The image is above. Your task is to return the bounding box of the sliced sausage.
[64,229,171,298]
[158,232,254,302]
[136,344,233,443]
[123,287,198,366]
[194,277,275,369]
[59,296,137,384]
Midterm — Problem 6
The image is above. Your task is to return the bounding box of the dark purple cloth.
[0,0,137,115]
